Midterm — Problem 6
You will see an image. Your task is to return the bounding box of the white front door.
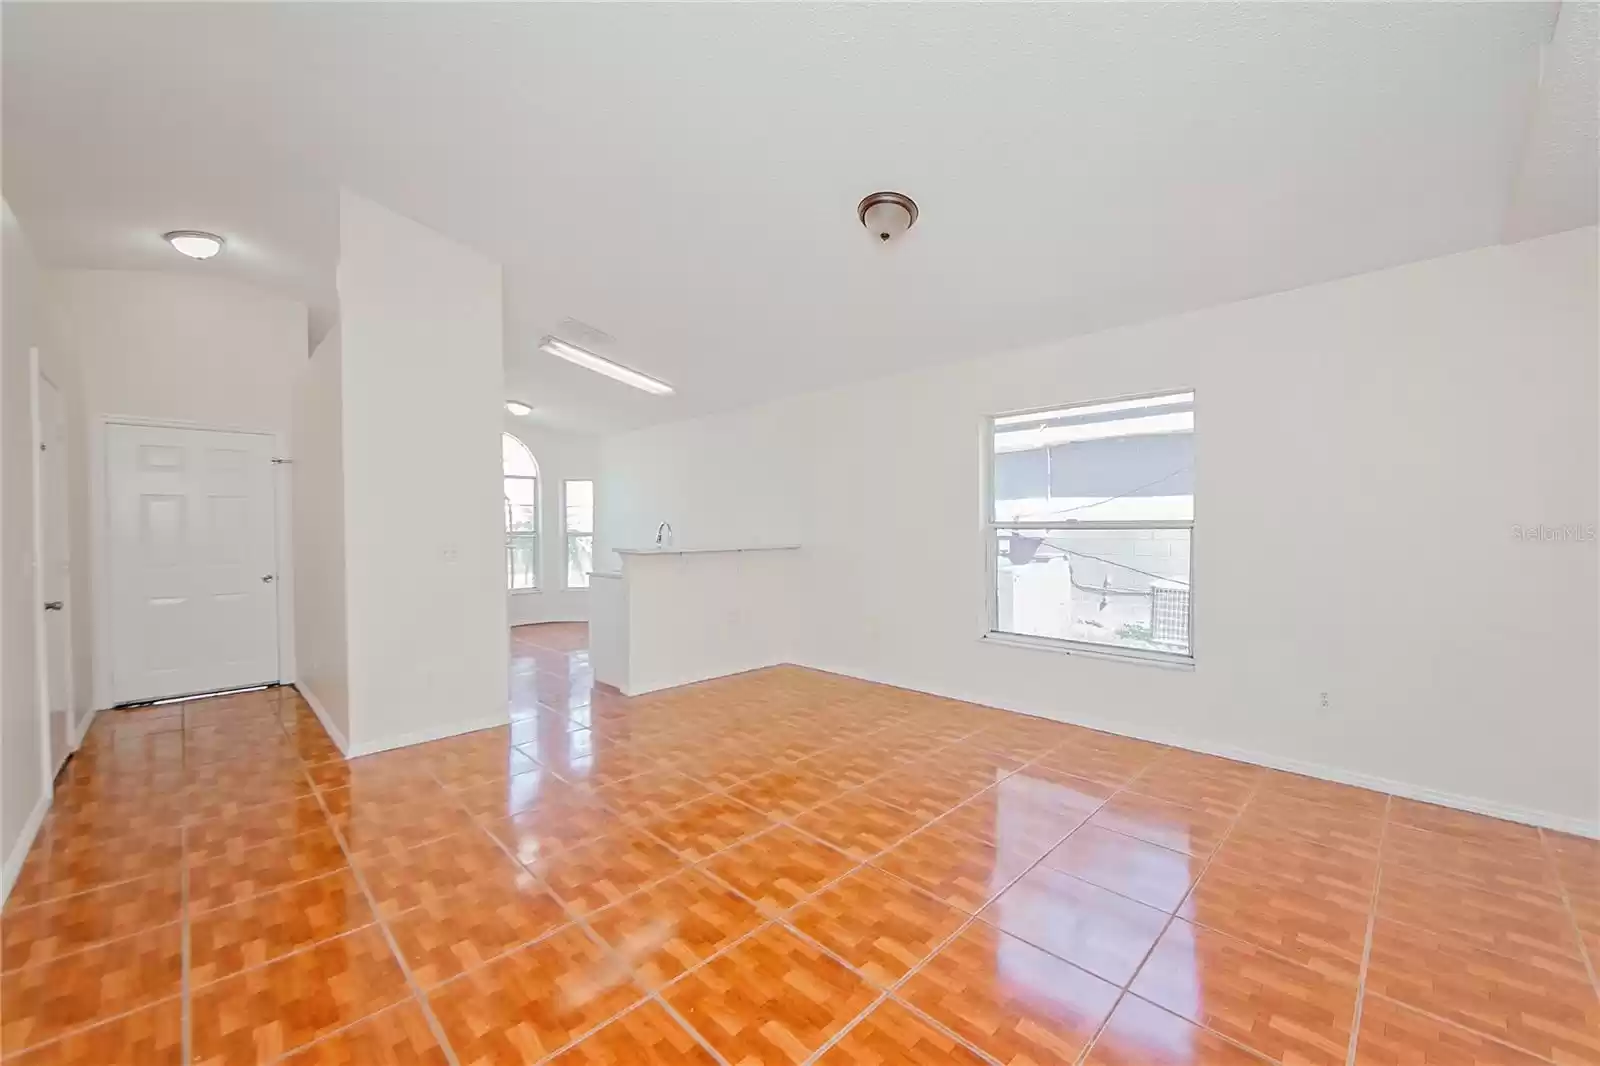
[107,423,281,704]
[38,373,73,771]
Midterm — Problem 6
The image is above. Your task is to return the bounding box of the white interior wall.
[595,401,810,566]
[504,419,599,625]
[338,192,507,753]
[1,202,95,901]
[46,270,308,436]
[290,329,350,748]
[43,269,308,711]
[600,228,1600,833]
[2,200,50,899]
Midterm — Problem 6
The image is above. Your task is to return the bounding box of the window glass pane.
[505,477,537,532]
[502,433,538,478]
[564,480,594,534]
[994,449,1047,502]
[993,391,1193,523]
[508,533,538,590]
[567,533,594,588]
[994,527,1191,656]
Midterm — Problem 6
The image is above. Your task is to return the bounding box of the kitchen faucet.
[655,521,674,548]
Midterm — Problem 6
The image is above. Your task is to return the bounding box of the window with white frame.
[988,390,1193,662]
[564,479,594,588]
[503,433,539,590]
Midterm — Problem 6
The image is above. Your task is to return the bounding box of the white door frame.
[32,360,76,770]
[90,414,296,709]
[28,349,57,784]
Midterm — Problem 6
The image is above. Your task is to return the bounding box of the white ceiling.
[4,2,1594,433]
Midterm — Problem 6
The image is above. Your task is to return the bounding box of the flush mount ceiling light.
[856,191,918,243]
[539,336,674,396]
[504,400,533,416]
[163,230,225,259]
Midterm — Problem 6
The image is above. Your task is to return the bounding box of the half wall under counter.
[589,545,802,696]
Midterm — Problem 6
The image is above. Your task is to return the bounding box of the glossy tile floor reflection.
[3,621,1597,1064]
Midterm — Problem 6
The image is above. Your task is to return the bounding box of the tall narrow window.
[564,480,594,588]
[503,433,539,590]
[988,390,1194,663]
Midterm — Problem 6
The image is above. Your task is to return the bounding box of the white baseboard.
[2,791,52,906]
[510,616,588,628]
[347,714,511,758]
[627,659,788,698]
[291,681,350,756]
[792,660,1600,840]
[1182,737,1599,839]
[292,682,507,760]
[71,707,97,750]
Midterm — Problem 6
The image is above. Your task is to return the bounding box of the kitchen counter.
[589,544,802,696]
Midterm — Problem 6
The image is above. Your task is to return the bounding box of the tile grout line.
[0,996,189,1060]
[1538,827,1600,999]
[776,915,1006,1066]
[820,748,1180,1062]
[555,774,905,1065]
[1050,784,1577,1066]
[0,699,295,1060]
[6,718,939,922]
[1068,772,1264,1066]
[255,1001,446,1066]
[430,729,1051,1065]
[40,678,1574,1066]
[799,751,1176,1066]
[2,720,1111,1062]
[1,920,188,981]
[180,725,194,1066]
[1343,793,1393,1066]
[292,749,465,1066]
[434,763,740,1066]
[1357,993,1567,1066]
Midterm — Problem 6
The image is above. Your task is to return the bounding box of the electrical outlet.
[1319,691,1330,710]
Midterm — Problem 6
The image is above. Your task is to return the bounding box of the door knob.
[43,601,63,611]
[261,575,276,583]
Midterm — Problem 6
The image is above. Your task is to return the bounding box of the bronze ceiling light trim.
[856,191,918,242]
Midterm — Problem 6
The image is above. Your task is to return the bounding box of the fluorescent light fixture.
[163,230,224,259]
[504,400,533,416]
[539,336,673,396]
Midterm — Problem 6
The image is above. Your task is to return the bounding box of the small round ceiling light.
[504,400,534,416]
[163,230,224,259]
[856,191,918,243]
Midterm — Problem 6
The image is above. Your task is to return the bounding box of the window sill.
[980,631,1195,671]
[510,587,542,596]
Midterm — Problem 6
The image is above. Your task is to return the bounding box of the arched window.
[503,433,539,590]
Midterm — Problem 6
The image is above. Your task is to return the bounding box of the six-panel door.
[106,423,280,704]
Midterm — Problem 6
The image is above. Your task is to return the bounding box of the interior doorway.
[105,422,282,704]
[34,364,73,774]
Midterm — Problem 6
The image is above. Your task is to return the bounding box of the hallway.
[2,624,1597,1064]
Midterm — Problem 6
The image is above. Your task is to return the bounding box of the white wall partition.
[290,330,350,747]
[600,228,1600,833]
[1,200,50,901]
[336,192,507,753]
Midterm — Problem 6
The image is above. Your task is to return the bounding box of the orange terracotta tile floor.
[4,620,1598,1064]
